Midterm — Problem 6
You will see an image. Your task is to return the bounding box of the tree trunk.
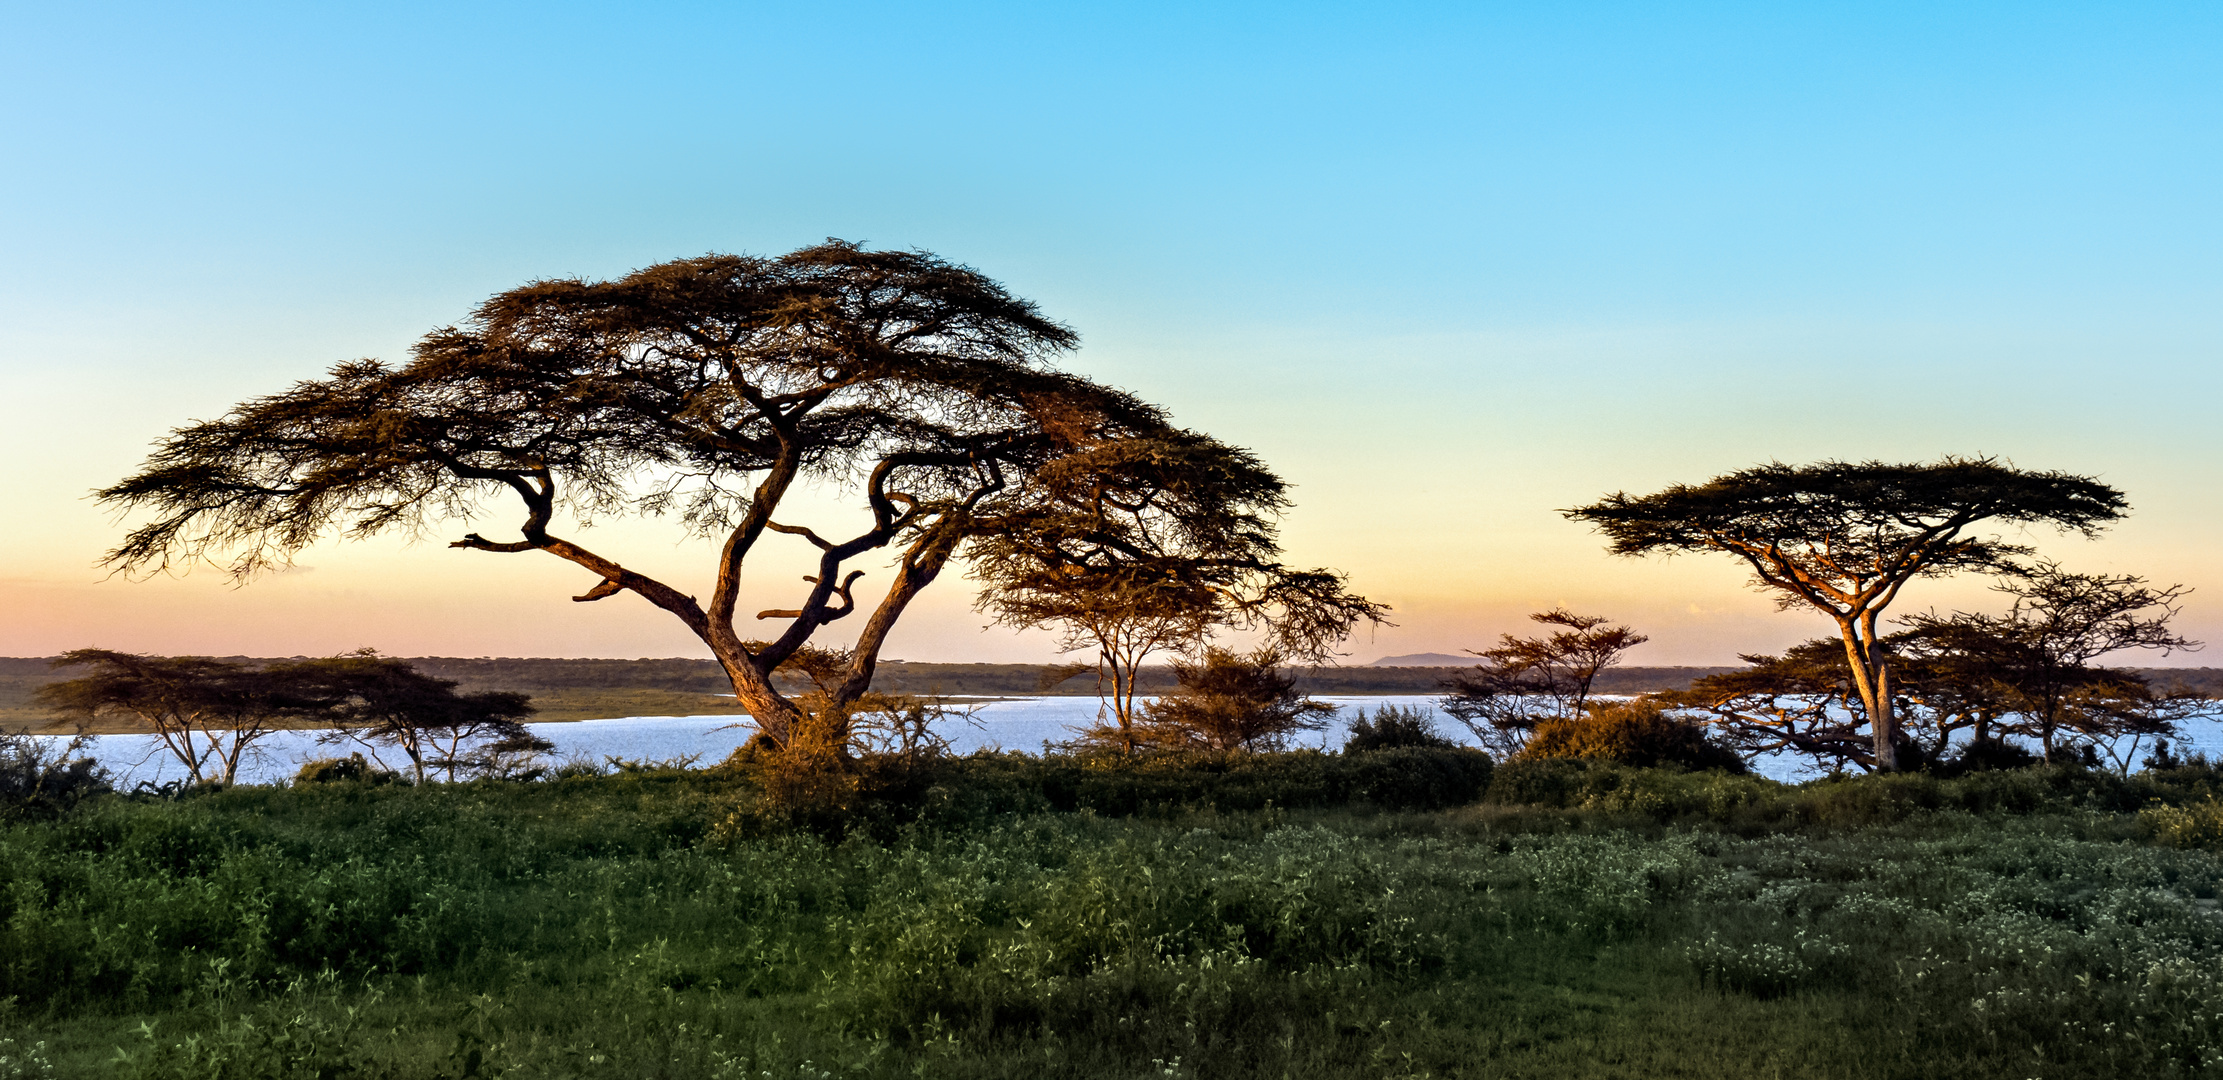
[1869,658,1899,772]
[1839,622,1900,772]
[724,664,807,745]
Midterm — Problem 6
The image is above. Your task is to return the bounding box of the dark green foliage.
[1339,746,1496,810]
[910,748,1494,820]
[1940,736,2042,775]
[16,759,2223,1077]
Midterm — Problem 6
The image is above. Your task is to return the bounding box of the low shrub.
[1937,736,2042,775]
[1340,746,1494,810]
[906,748,1494,821]
[2141,795,2223,850]
[292,753,397,786]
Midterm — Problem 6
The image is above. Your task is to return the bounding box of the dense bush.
[0,732,110,819]
[1522,698,1746,772]
[1341,704,1455,752]
[913,748,1495,820]
[292,753,398,785]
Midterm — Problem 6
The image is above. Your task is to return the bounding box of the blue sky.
[3,2,2219,663]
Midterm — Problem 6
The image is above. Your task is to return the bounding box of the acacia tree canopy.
[1566,457,2128,771]
[280,652,543,783]
[98,242,1366,745]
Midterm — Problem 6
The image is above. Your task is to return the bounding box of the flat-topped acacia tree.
[98,242,1380,744]
[1565,457,2127,771]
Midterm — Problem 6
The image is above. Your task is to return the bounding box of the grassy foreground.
[8,756,2223,1078]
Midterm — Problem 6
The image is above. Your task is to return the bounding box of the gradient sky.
[3,1,2219,666]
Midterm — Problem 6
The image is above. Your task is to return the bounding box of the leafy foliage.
[17,763,2223,1077]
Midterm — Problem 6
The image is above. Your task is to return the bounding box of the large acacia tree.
[1566,458,2127,771]
[98,242,1373,745]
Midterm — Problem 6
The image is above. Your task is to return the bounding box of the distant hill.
[1369,653,1476,667]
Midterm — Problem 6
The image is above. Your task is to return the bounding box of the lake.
[36,694,2219,787]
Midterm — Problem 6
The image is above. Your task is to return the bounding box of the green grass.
[7,758,2223,1078]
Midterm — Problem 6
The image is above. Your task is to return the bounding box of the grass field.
[7,756,2223,1078]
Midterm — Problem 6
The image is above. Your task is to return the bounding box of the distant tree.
[1566,457,2128,771]
[36,650,310,785]
[1121,646,1337,753]
[1440,610,1648,756]
[1898,561,2202,761]
[285,652,545,783]
[95,243,1354,755]
[973,431,1388,754]
[998,581,1213,753]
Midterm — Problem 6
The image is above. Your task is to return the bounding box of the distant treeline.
[11,655,2220,700]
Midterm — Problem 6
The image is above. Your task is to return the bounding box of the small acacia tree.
[1440,609,1647,756]
[1567,457,2128,771]
[95,243,1356,755]
[1898,561,2201,761]
[284,652,544,783]
[1124,646,1337,753]
[973,430,1387,753]
[37,650,310,786]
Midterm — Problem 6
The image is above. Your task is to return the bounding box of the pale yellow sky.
[6,319,2215,667]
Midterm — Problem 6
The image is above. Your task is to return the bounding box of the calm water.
[40,695,2223,788]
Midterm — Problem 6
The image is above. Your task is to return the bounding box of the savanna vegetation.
[12,747,2223,1079]
[18,242,2223,1077]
